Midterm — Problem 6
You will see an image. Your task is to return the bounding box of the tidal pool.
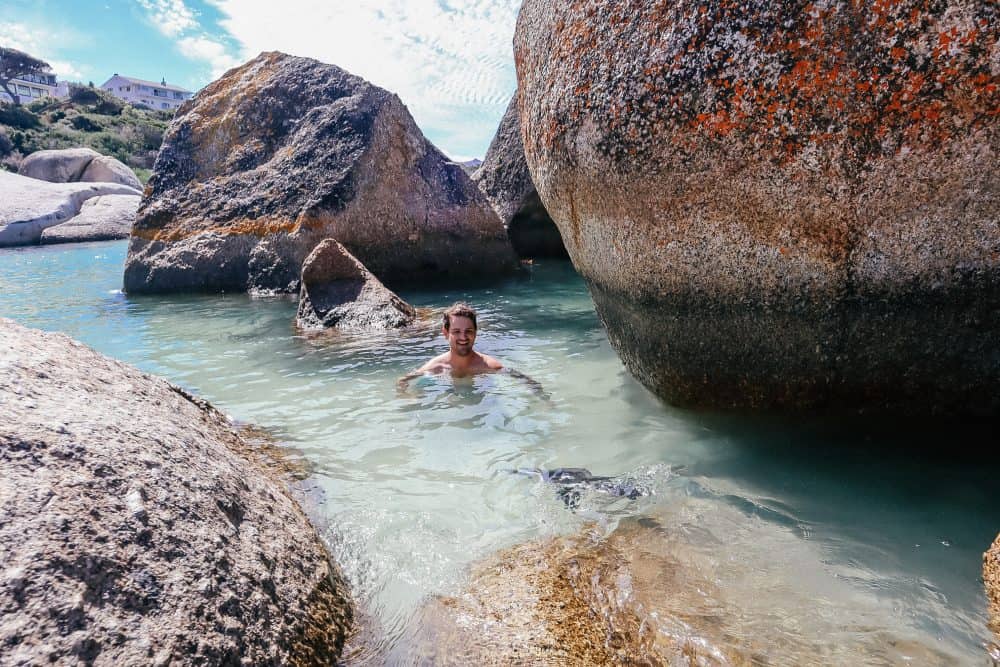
[1,241,996,664]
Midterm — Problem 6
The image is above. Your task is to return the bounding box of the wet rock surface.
[0,172,141,247]
[987,534,1000,641]
[39,194,139,245]
[296,238,416,329]
[513,0,1000,413]
[0,318,352,665]
[416,512,959,665]
[473,93,565,258]
[19,148,141,190]
[124,51,515,295]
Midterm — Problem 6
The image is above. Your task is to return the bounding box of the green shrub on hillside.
[0,90,173,175]
[70,115,102,132]
[0,105,40,130]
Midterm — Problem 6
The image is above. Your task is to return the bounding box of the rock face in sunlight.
[0,171,141,247]
[296,239,416,330]
[987,534,1000,641]
[20,148,142,191]
[123,51,516,295]
[39,194,139,245]
[0,318,352,665]
[473,92,566,258]
[514,0,1000,413]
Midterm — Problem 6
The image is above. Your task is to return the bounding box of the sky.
[0,0,521,159]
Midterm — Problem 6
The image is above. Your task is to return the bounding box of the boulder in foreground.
[296,238,416,329]
[0,318,352,664]
[514,0,1000,413]
[39,194,139,245]
[124,51,516,295]
[473,92,565,258]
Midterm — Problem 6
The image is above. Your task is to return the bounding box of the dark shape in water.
[514,467,650,509]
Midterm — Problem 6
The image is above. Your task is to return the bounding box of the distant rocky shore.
[0,319,352,664]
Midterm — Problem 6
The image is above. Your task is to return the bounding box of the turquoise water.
[1,240,997,663]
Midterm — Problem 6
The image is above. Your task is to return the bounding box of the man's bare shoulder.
[418,353,451,373]
[478,353,504,371]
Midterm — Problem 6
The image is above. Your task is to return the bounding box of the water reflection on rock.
[410,500,962,666]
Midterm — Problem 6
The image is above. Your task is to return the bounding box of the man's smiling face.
[445,315,477,357]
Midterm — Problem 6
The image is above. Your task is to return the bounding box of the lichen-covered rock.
[0,318,352,665]
[79,155,142,190]
[40,194,139,245]
[123,51,516,295]
[296,238,416,329]
[514,0,1000,413]
[473,92,565,258]
[0,171,141,247]
[987,534,1000,640]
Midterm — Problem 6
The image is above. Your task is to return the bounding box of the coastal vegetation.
[0,86,171,183]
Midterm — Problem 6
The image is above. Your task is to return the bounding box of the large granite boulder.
[19,148,141,190]
[40,194,139,245]
[79,155,143,190]
[987,534,1000,641]
[0,318,352,664]
[473,93,565,258]
[0,171,141,247]
[123,51,516,295]
[514,0,1000,413]
[19,148,101,183]
[296,238,416,329]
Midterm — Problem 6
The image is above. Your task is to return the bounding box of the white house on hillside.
[0,71,59,103]
[100,74,193,110]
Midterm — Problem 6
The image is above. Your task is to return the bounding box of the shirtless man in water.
[397,302,546,397]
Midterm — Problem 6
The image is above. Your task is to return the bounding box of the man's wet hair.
[443,302,477,331]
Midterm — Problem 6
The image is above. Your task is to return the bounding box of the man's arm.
[397,355,447,392]
[396,369,424,392]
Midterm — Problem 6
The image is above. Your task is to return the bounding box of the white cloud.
[132,0,241,82]
[204,0,520,157]
[177,35,241,78]
[0,21,89,82]
[134,0,199,37]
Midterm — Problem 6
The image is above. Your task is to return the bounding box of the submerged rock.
[124,51,516,295]
[473,92,565,258]
[40,194,139,245]
[416,512,959,665]
[0,318,352,664]
[987,534,1000,641]
[514,0,1000,413]
[19,147,141,190]
[0,171,141,247]
[296,238,416,329]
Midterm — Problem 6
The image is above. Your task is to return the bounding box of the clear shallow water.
[1,241,997,663]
